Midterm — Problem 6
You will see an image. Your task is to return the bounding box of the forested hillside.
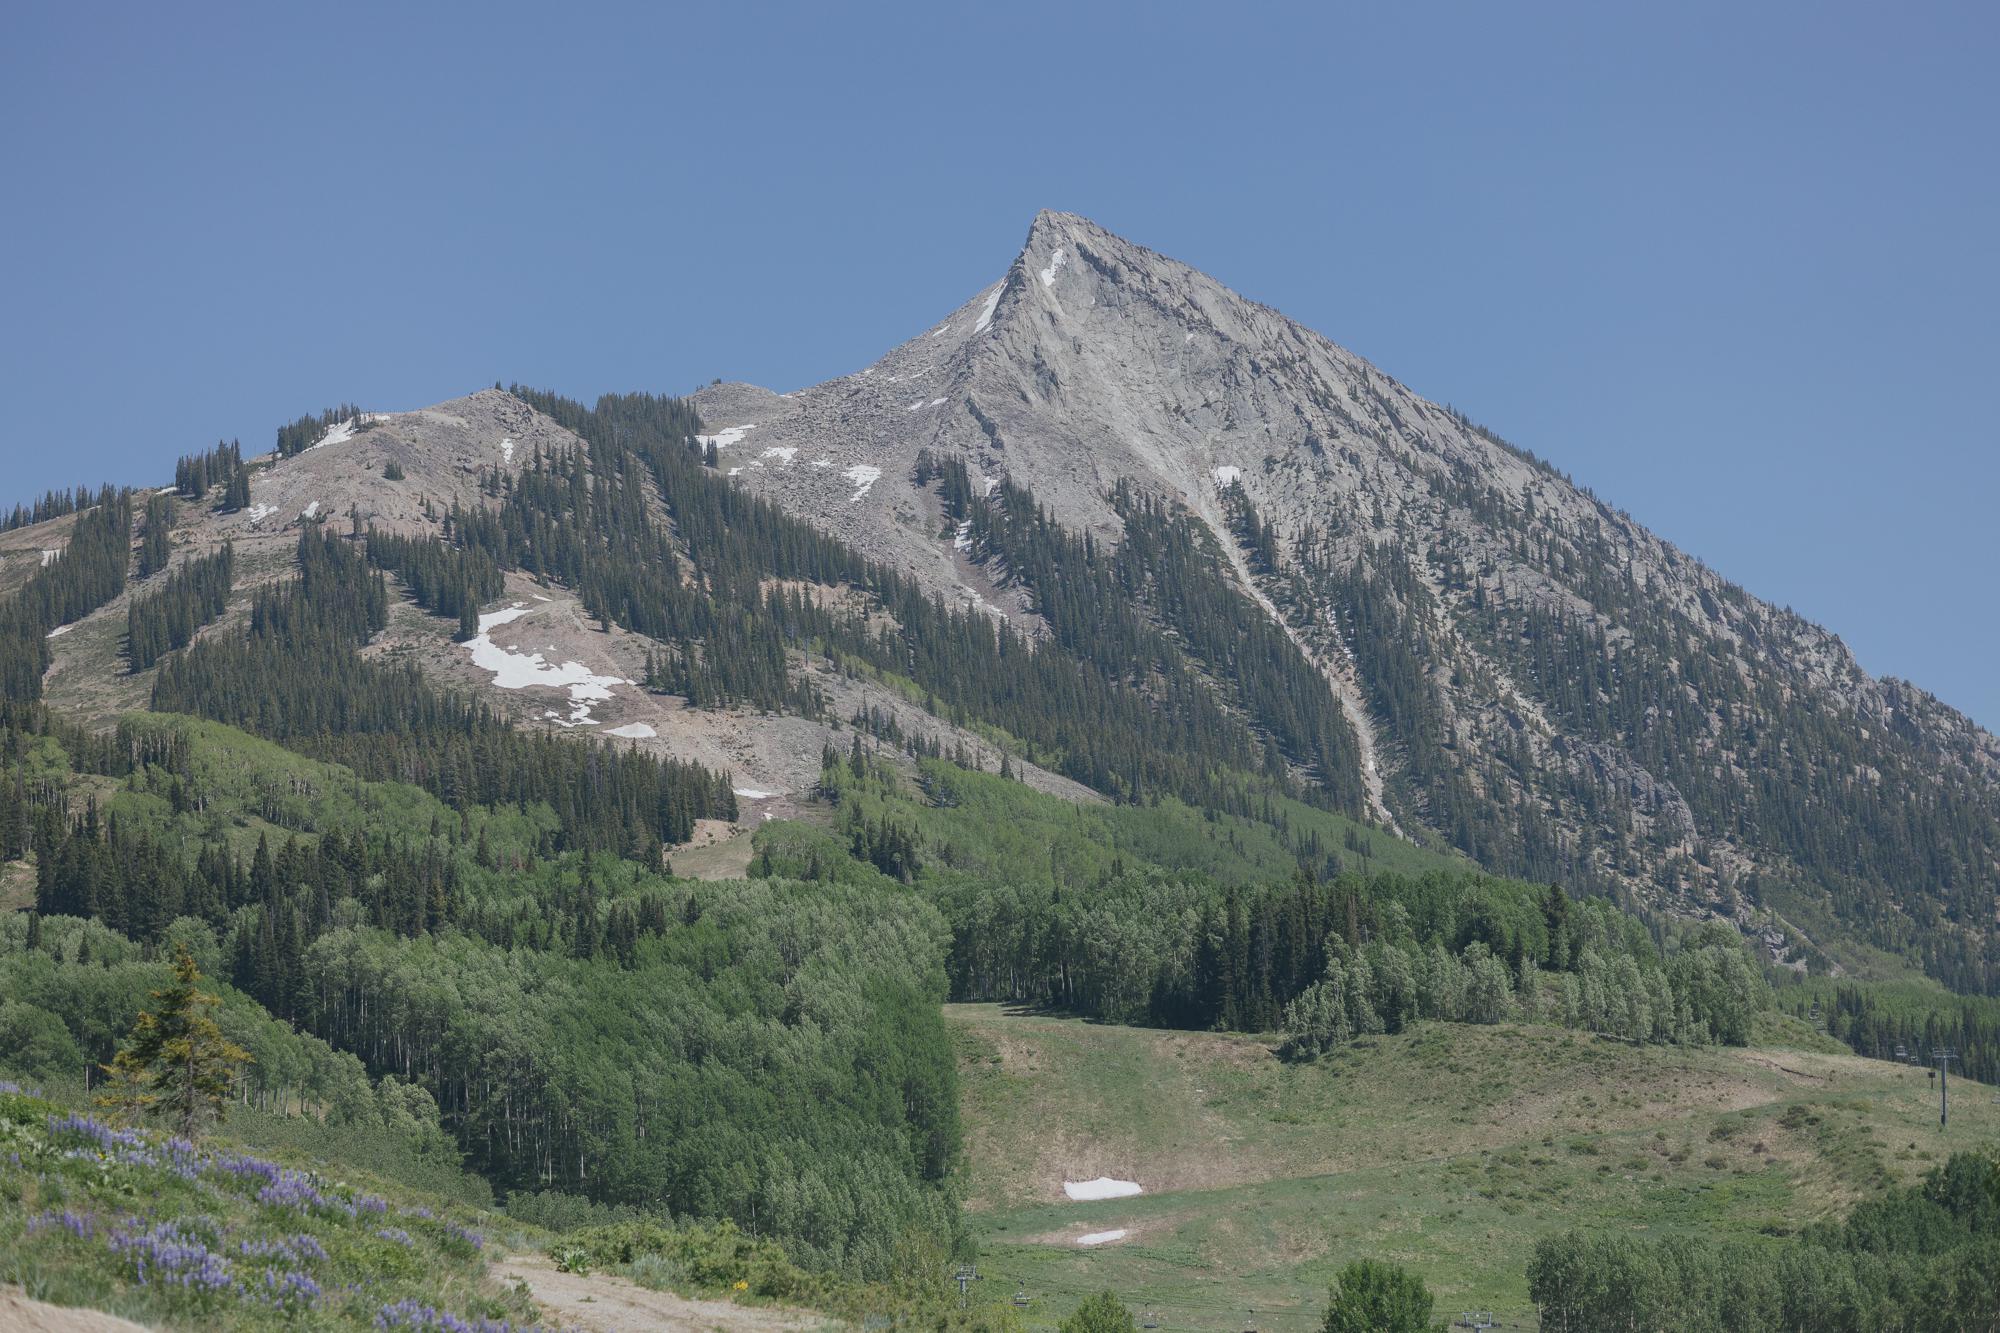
[2,346,1995,1331]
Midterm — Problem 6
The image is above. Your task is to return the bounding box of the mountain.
[691,209,2000,990]
[4,211,1996,995]
[8,210,2000,1329]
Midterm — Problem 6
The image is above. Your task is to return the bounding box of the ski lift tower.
[1932,1047,1956,1128]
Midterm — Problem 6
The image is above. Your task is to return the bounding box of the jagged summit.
[691,211,2000,970]
[7,211,1994,989]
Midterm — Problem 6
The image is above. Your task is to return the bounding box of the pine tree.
[221,465,251,513]
[96,942,252,1139]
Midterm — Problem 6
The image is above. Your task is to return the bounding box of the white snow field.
[695,424,755,449]
[605,723,656,739]
[841,464,882,502]
[1063,1178,1142,1201]
[1077,1229,1128,1246]
[463,605,630,727]
[973,285,1004,333]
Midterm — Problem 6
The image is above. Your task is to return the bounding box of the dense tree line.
[152,528,734,855]
[1529,1152,2000,1330]
[771,749,1762,1046]
[125,542,232,670]
[1776,977,2000,1086]
[136,494,175,578]
[173,438,244,501]
[363,526,504,639]
[0,487,133,704]
[2,703,963,1276]
[1,484,105,533]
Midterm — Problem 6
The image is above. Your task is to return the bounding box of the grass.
[0,1086,541,1330]
[949,1003,2000,1329]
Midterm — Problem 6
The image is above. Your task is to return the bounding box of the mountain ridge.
[4,210,1995,990]
[691,209,2000,984]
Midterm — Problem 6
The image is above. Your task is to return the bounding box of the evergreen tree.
[96,941,253,1139]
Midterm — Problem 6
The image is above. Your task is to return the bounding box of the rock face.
[9,210,1994,984]
[696,211,2000,974]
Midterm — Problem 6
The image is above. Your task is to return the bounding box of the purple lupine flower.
[27,1208,95,1239]
[208,1151,284,1186]
[373,1299,542,1332]
[442,1222,485,1252]
[375,1227,414,1247]
[237,1234,329,1266]
[107,1219,237,1298]
[257,1169,334,1213]
[254,1268,323,1312]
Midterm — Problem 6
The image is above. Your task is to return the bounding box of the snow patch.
[1040,248,1067,288]
[696,424,755,450]
[983,477,999,497]
[811,458,832,468]
[953,520,972,551]
[733,788,778,800]
[306,419,352,451]
[39,549,59,567]
[245,504,276,525]
[760,447,797,463]
[973,285,1004,334]
[727,467,743,477]
[1077,1230,1128,1247]
[606,723,656,739]
[907,400,926,412]
[1185,331,1195,344]
[842,464,882,502]
[300,501,320,520]
[501,437,515,465]
[1064,1178,1142,1201]
[1213,466,1242,486]
[532,594,551,602]
[463,604,632,727]
[45,624,72,639]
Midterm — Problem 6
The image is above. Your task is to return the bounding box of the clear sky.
[4,2,1995,725]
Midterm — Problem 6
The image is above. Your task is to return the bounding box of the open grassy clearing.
[950,1003,2000,1329]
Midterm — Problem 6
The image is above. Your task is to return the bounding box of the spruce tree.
[97,942,252,1139]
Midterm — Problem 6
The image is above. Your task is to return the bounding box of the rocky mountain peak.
[688,212,2000,973]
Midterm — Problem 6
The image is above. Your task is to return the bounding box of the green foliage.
[0,999,81,1081]
[125,541,232,671]
[0,1087,529,1330]
[1321,1259,1442,1333]
[174,438,242,501]
[1776,973,2000,1084]
[136,493,175,579]
[0,487,132,704]
[1060,1290,1138,1333]
[96,941,252,1139]
[150,528,735,854]
[1528,1153,2000,1330]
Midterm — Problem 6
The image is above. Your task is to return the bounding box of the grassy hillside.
[0,1085,531,1331]
[949,1004,2000,1329]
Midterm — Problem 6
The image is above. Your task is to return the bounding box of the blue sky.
[4,2,1996,724]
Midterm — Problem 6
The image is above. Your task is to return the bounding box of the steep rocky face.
[696,211,2000,984]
